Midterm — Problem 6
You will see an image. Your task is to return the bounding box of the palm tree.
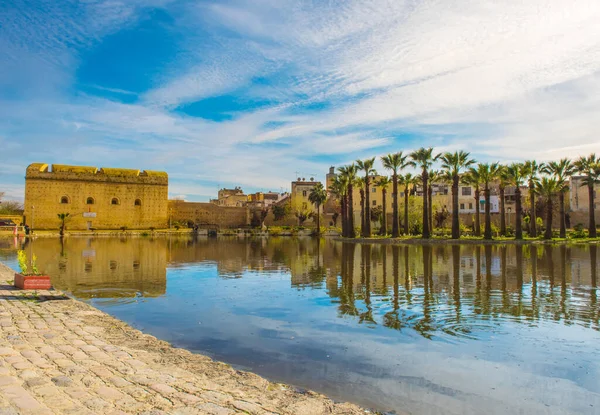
[477,163,501,239]
[506,163,526,239]
[574,154,600,238]
[536,177,559,240]
[329,176,347,236]
[523,160,544,237]
[375,176,392,235]
[356,157,376,237]
[440,151,476,239]
[409,147,440,238]
[308,182,327,235]
[463,168,482,237]
[542,158,576,238]
[356,177,366,235]
[427,170,441,233]
[381,152,411,237]
[497,165,509,236]
[57,213,70,237]
[399,173,418,235]
[338,165,358,237]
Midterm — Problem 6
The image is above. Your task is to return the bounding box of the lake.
[1,236,598,414]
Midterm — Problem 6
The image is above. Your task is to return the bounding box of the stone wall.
[168,200,249,228]
[24,163,168,230]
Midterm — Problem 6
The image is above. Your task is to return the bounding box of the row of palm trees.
[329,149,600,240]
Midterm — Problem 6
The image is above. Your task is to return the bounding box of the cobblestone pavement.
[0,268,369,414]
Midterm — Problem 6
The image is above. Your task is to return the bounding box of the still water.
[1,237,599,414]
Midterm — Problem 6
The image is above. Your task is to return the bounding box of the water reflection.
[1,237,599,414]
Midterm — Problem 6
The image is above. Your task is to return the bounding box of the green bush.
[570,224,587,239]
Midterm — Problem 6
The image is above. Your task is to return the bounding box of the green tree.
[381,152,411,237]
[497,165,509,236]
[523,160,544,237]
[536,177,560,240]
[57,213,70,237]
[356,177,366,235]
[328,176,347,233]
[507,163,526,239]
[542,158,575,238]
[399,173,419,235]
[338,164,358,237]
[427,170,441,233]
[409,147,440,238]
[375,176,392,235]
[308,182,327,235]
[356,157,376,237]
[463,168,482,237]
[574,154,600,238]
[476,163,501,239]
[440,151,476,239]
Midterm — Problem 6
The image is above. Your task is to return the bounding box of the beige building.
[213,187,247,207]
[24,163,168,230]
[568,176,600,227]
[291,177,321,213]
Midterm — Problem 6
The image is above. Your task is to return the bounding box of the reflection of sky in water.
[1,238,599,414]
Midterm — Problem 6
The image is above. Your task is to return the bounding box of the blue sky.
[2,0,600,202]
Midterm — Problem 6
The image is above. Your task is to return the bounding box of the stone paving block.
[95,386,126,401]
[0,377,18,387]
[51,375,73,387]
[150,383,178,396]
[0,385,46,411]
[193,402,235,415]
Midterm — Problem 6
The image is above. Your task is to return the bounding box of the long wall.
[24,163,168,230]
[168,200,249,228]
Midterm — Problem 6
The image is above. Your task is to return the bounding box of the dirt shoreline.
[0,261,373,415]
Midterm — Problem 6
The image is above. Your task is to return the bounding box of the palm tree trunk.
[404,187,409,235]
[474,189,481,237]
[341,195,347,237]
[428,185,433,234]
[544,196,553,239]
[451,176,459,239]
[365,175,371,237]
[559,192,566,238]
[515,188,523,239]
[499,186,506,236]
[392,172,399,237]
[484,185,492,239]
[360,190,365,237]
[530,185,537,237]
[422,170,430,238]
[348,184,355,238]
[382,190,387,236]
[316,204,320,235]
[588,182,597,238]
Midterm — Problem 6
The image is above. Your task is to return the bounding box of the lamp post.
[31,205,34,235]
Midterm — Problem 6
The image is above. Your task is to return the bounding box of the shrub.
[571,224,587,239]
[17,250,40,276]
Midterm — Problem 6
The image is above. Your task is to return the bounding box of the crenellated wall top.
[25,163,168,185]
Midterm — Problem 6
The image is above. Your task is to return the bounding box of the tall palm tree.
[375,176,392,235]
[409,147,440,238]
[356,177,366,235]
[542,158,576,238]
[497,165,509,236]
[381,152,411,237]
[440,151,476,239]
[536,177,559,240]
[523,160,544,237]
[427,170,441,233]
[477,163,501,239]
[506,163,526,239]
[308,182,327,235]
[574,154,600,238]
[399,173,418,235]
[338,165,358,237]
[356,158,377,237]
[328,176,347,236]
[463,168,482,237]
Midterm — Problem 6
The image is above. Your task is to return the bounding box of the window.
[86,197,95,205]
[372,200,377,206]
[460,203,465,210]
[111,198,120,205]
[372,187,377,193]
[302,190,307,197]
[134,199,142,206]
[469,203,473,209]
[462,187,472,196]
[60,196,70,204]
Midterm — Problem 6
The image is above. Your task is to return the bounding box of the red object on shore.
[14,274,52,290]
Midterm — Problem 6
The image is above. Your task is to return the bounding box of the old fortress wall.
[24,163,169,230]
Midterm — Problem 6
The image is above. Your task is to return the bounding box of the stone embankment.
[0,262,368,415]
